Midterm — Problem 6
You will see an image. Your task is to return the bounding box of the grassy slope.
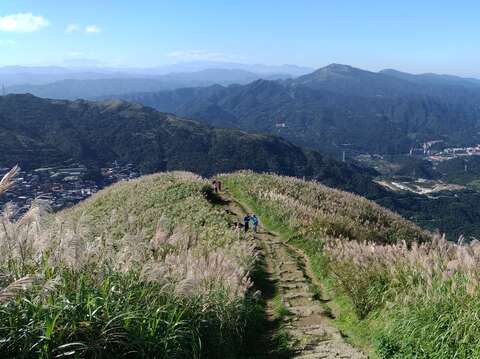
[220,171,428,245]
[220,171,430,356]
[60,172,264,357]
[62,171,230,242]
[1,172,263,358]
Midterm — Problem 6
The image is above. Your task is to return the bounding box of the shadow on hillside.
[243,247,293,359]
[202,185,229,205]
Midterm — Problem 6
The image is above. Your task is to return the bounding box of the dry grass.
[0,166,19,194]
[220,171,429,244]
[222,171,480,358]
[324,235,480,357]
[0,170,260,358]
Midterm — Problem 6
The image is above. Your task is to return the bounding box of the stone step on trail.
[261,235,367,358]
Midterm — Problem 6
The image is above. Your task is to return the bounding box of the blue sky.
[0,0,479,76]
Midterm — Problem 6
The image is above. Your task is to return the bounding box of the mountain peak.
[301,64,370,81]
[291,64,372,87]
[321,63,357,73]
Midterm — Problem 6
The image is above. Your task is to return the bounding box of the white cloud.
[0,13,49,32]
[85,25,101,34]
[167,50,235,61]
[66,51,83,57]
[0,39,16,45]
[65,24,81,33]
[66,24,102,34]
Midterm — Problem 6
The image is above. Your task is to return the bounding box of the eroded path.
[223,194,367,358]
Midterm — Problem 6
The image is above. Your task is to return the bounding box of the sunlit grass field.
[0,171,260,358]
[222,171,480,358]
[4,168,480,358]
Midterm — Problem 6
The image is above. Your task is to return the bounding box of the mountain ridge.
[0,93,380,195]
[108,63,480,155]
[4,68,290,99]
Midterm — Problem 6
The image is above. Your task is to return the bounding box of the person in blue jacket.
[252,214,259,233]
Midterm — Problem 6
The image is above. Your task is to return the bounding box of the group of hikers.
[211,179,259,235]
[243,213,259,234]
[212,179,222,193]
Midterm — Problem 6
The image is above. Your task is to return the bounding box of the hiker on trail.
[252,214,259,233]
[243,213,251,233]
[212,179,218,193]
[217,180,222,192]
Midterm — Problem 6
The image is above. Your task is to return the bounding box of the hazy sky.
[1,0,479,76]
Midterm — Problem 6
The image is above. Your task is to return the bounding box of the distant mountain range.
[5,69,292,99]
[380,69,480,88]
[110,64,480,155]
[288,64,480,96]
[143,61,314,77]
[6,63,480,155]
[0,61,313,87]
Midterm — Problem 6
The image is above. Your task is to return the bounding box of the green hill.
[116,65,480,155]
[4,170,480,357]
[0,172,261,358]
[0,94,379,196]
[221,172,480,358]
[0,170,432,357]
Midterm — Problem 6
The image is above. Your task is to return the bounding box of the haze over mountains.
[6,63,480,157]
[1,60,312,86]
[5,69,291,100]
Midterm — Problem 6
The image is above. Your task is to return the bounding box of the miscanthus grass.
[0,169,260,358]
[222,171,480,358]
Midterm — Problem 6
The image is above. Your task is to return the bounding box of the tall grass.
[220,171,428,245]
[0,170,260,358]
[222,171,480,358]
[333,236,480,358]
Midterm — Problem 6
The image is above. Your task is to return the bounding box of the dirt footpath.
[224,194,367,358]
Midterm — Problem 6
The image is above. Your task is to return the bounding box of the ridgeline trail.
[221,191,367,359]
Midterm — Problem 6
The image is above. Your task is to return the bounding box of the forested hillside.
[3,94,480,239]
[116,65,480,155]
[0,94,378,194]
